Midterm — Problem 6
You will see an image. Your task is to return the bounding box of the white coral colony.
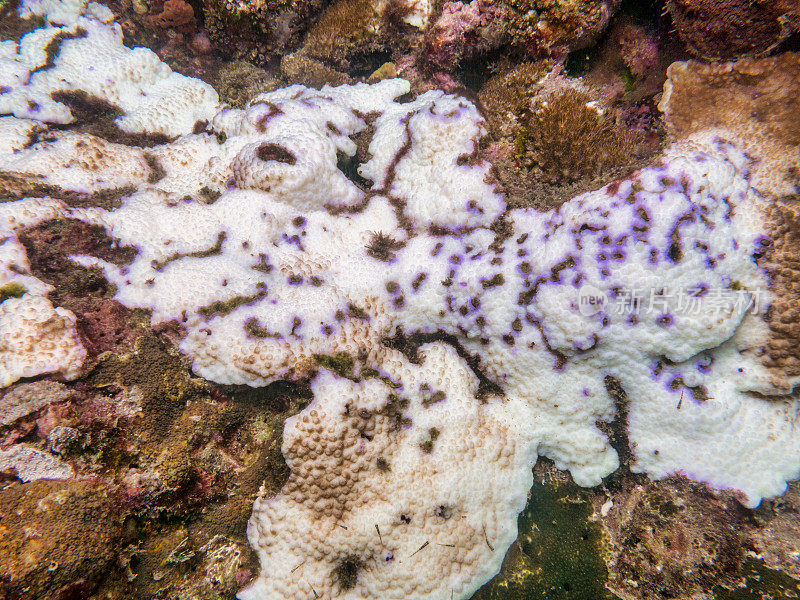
[1,1,799,599]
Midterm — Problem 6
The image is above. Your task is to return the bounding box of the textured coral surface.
[1,0,799,599]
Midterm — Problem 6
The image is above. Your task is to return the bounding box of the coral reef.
[202,0,327,65]
[422,0,507,71]
[1,1,800,599]
[478,63,657,210]
[501,0,621,56]
[659,52,800,197]
[214,60,280,108]
[666,0,800,59]
[516,88,637,185]
[144,0,195,31]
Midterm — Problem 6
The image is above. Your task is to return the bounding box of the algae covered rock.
[666,0,800,59]
[203,0,327,64]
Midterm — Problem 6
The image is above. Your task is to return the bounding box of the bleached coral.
[1,2,799,598]
[0,0,219,136]
[243,343,533,600]
[0,295,86,387]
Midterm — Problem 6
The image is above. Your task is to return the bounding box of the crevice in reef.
[0,171,136,209]
[598,375,639,492]
[46,91,174,147]
[336,150,372,191]
[382,327,504,400]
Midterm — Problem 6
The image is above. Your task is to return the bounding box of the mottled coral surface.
[1,0,800,599]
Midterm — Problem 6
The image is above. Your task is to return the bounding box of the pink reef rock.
[424,0,507,70]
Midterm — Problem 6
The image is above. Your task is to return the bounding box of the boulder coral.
[1,1,800,599]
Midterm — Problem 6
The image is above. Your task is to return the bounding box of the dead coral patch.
[753,481,800,580]
[0,479,122,599]
[666,0,800,59]
[282,0,424,87]
[602,476,757,599]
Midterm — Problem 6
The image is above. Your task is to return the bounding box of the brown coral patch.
[280,393,411,522]
[520,89,637,185]
[0,479,122,599]
[503,0,621,55]
[0,171,135,209]
[660,52,800,196]
[479,64,659,211]
[18,219,143,360]
[19,218,136,298]
[478,61,553,141]
[0,0,46,43]
[49,90,173,147]
[758,195,800,387]
[666,0,800,59]
[280,51,354,88]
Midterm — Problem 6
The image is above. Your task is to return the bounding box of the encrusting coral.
[1,1,800,599]
[666,0,800,59]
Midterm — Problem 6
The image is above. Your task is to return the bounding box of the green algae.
[313,352,354,378]
[714,557,800,600]
[0,281,26,303]
[198,289,267,320]
[472,472,617,600]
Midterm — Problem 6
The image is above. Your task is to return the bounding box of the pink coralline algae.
[424,1,507,70]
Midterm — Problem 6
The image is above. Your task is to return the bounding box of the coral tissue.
[1,1,799,599]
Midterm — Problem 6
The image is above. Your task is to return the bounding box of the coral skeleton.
[1,1,799,599]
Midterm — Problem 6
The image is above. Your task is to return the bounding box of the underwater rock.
[422,0,507,71]
[202,0,327,65]
[666,0,800,59]
[501,0,621,56]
